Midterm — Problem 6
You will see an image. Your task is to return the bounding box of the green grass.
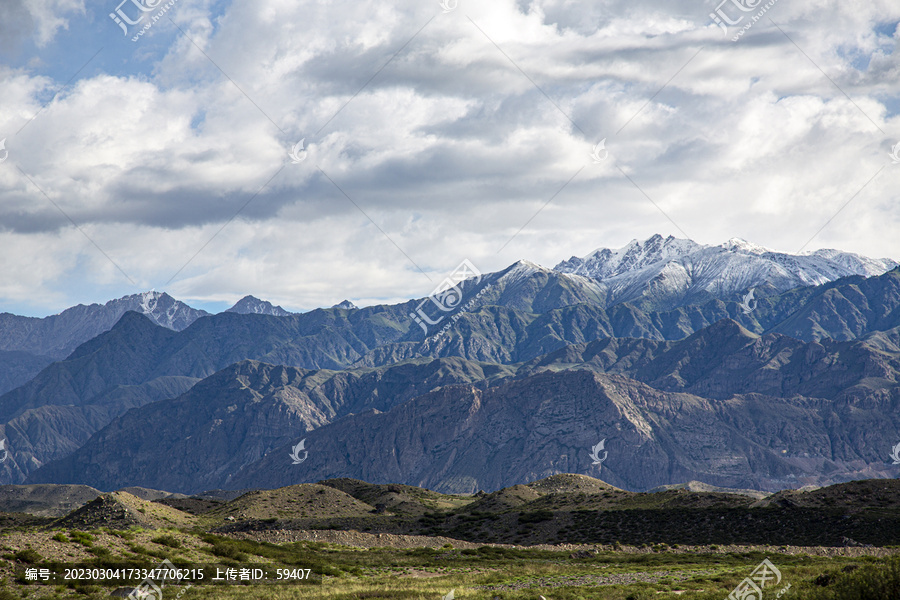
[0,529,897,599]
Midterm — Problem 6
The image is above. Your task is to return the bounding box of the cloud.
[0,0,899,313]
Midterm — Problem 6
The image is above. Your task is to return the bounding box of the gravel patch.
[226,528,900,558]
[474,570,710,591]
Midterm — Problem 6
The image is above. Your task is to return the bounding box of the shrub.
[209,542,247,561]
[12,548,42,564]
[151,534,181,548]
[86,546,111,558]
[68,531,94,546]
[519,510,554,524]
[833,556,900,600]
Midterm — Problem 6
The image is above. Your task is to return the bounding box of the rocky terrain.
[6,475,900,550]
[25,317,899,493]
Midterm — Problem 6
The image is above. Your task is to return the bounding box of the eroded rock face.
[229,367,899,494]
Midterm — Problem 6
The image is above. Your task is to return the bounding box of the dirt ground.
[226,527,900,557]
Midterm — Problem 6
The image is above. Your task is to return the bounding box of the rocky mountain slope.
[27,358,513,491]
[227,368,896,493]
[0,350,54,397]
[519,318,900,401]
[29,317,900,494]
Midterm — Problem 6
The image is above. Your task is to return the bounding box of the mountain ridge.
[555,234,897,310]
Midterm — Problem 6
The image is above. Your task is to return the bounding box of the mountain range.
[29,318,900,493]
[555,234,897,310]
[0,292,296,397]
[3,235,900,494]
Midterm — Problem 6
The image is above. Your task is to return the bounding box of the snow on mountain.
[808,248,897,277]
[331,300,358,310]
[554,235,703,280]
[105,290,209,331]
[226,296,293,317]
[0,292,209,360]
[554,234,898,309]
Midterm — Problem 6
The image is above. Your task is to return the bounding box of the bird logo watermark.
[890,142,900,164]
[409,259,484,336]
[589,439,608,469]
[0,139,8,164]
[890,441,900,465]
[289,439,308,464]
[439,0,457,13]
[0,439,7,462]
[727,558,790,600]
[289,139,308,163]
[740,288,757,315]
[590,139,608,162]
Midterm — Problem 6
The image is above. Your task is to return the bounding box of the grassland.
[0,474,897,599]
[0,530,897,599]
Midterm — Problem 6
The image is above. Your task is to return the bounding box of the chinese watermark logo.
[890,142,900,164]
[740,288,757,315]
[109,0,182,42]
[289,140,308,163]
[726,558,790,600]
[0,439,7,462]
[710,0,781,42]
[410,259,490,338]
[24,568,51,581]
[890,441,900,465]
[0,139,8,164]
[439,0,457,13]
[589,439,608,470]
[127,558,190,600]
[290,439,308,465]
[590,139,608,163]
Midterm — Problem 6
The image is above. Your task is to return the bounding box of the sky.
[0,0,898,316]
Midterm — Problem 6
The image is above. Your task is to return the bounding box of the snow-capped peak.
[226,296,293,317]
[554,234,702,280]
[138,290,163,314]
[553,234,898,310]
[332,300,358,310]
[114,291,209,330]
[719,238,773,255]
[496,260,550,286]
